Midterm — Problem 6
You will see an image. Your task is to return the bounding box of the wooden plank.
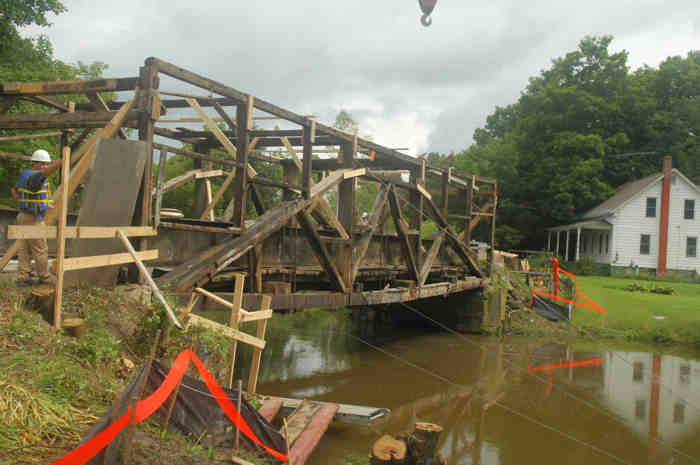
[296,211,348,293]
[228,273,245,388]
[53,145,70,329]
[343,168,366,179]
[63,250,158,271]
[418,232,444,286]
[195,169,224,179]
[267,396,389,425]
[0,98,136,272]
[416,183,432,201]
[23,95,71,112]
[351,184,389,282]
[186,314,266,349]
[257,399,283,423]
[7,225,156,240]
[285,401,322,446]
[158,221,241,234]
[204,179,214,221]
[388,187,419,282]
[161,169,201,193]
[247,295,270,394]
[117,231,182,329]
[288,404,340,465]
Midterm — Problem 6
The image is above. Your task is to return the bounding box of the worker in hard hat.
[10,149,62,286]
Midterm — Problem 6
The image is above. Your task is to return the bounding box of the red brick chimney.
[658,156,672,276]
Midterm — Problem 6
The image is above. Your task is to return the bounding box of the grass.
[568,275,700,347]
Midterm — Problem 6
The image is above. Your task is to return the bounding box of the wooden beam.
[388,187,419,282]
[186,314,266,349]
[87,92,128,139]
[0,97,136,272]
[7,225,156,240]
[351,184,390,282]
[0,110,141,129]
[117,231,182,329]
[204,179,214,221]
[247,295,270,394]
[152,142,240,168]
[195,169,224,179]
[418,232,444,286]
[0,151,32,161]
[302,125,312,198]
[231,101,250,228]
[0,131,62,142]
[296,211,348,293]
[1,77,139,95]
[53,145,70,328]
[154,149,167,228]
[422,195,483,278]
[161,169,201,193]
[62,249,158,271]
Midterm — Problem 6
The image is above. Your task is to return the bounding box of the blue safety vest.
[16,169,53,218]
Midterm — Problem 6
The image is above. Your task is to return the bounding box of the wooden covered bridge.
[0,57,498,325]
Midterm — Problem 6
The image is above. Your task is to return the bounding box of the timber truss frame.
[0,57,498,308]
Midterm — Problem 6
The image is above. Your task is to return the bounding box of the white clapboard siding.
[609,179,661,269]
[667,172,700,271]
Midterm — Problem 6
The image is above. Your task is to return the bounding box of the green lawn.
[570,275,700,346]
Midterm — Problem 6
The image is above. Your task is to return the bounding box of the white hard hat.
[31,149,52,163]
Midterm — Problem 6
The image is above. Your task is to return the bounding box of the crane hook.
[418,0,437,27]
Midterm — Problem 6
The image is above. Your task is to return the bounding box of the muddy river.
[231,310,700,465]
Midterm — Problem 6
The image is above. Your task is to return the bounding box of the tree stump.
[29,285,55,324]
[62,318,85,339]
[408,423,443,465]
[371,434,407,464]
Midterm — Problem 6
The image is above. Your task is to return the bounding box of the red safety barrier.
[530,258,607,314]
[527,358,604,374]
[51,349,288,465]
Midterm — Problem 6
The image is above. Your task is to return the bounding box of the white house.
[546,157,700,275]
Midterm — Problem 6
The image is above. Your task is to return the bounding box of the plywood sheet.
[65,138,147,287]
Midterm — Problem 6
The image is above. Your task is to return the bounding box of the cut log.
[257,398,283,423]
[408,422,443,465]
[371,435,407,465]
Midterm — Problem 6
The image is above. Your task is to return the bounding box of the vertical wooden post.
[441,170,449,218]
[489,186,498,276]
[204,179,215,221]
[232,103,250,229]
[53,143,71,329]
[137,60,158,250]
[409,160,426,266]
[464,176,474,247]
[247,245,263,293]
[235,378,243,453]
[302,125,312,199]
[283,161,300,228]
[228,273,245,389]
[338,141,356,288]
[154,149,167,228]
[247,295,271,394]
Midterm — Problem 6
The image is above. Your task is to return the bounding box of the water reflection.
[246,311,700,465]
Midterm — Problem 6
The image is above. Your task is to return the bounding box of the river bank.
[508,272,700,350]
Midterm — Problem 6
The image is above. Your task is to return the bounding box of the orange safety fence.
[530,260,607,314]
[51,349,289,465]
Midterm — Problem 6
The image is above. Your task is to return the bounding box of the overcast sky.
[22,0,700,156]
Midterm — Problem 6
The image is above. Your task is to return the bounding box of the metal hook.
[421,13,432,27]
[418,0,437,27]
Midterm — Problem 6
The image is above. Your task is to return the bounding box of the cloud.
[20,0,700,156]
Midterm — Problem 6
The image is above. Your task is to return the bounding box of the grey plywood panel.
[65,138,147,287]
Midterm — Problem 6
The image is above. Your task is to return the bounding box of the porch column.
[547,231,551,252]
[576,227,581,261]
[556,231,560,256]
[566,229,571,261]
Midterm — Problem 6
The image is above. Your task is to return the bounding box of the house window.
[684,199,695,219]
[635,399,646,420]
[687,237,697,258]
[633,361,644,382]
[640,234,651,255]
[680,364,690,386]
[674,402,685,424]
[646,197,657,218]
